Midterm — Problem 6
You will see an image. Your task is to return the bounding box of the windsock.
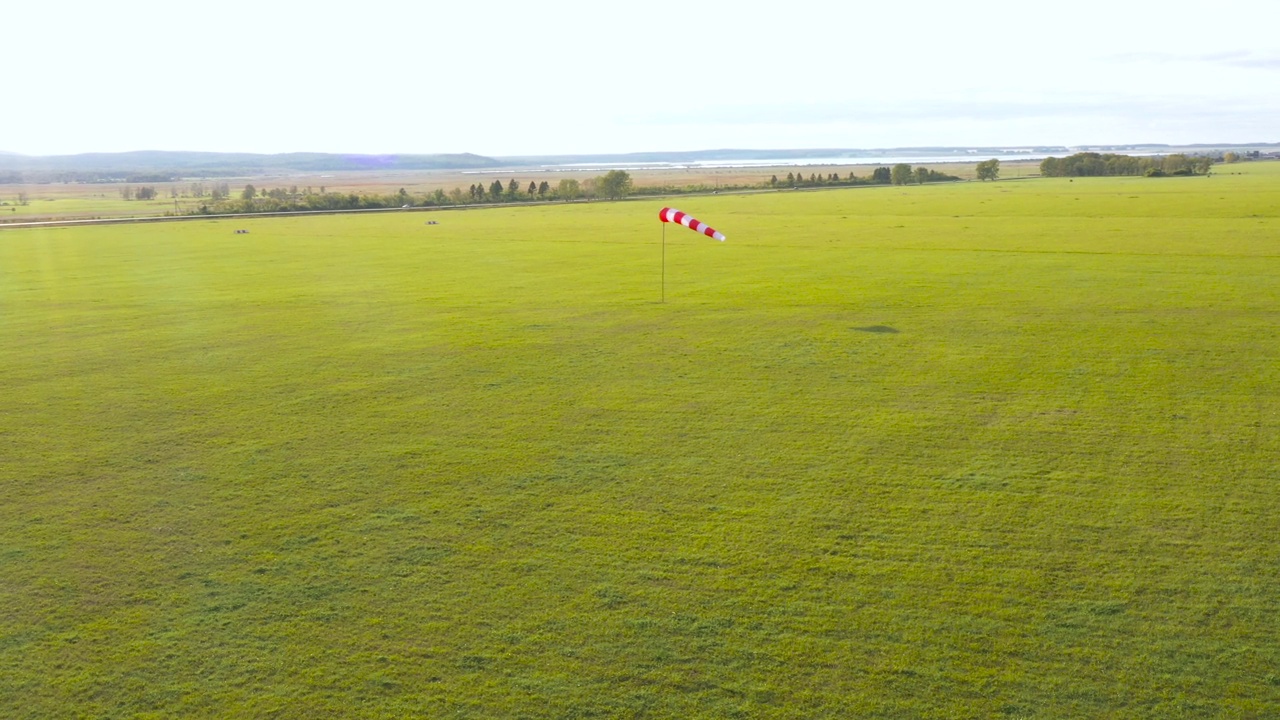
[659,207,725,241]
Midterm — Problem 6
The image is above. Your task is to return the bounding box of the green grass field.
[0,194,186,222]
[3,166,1279,718]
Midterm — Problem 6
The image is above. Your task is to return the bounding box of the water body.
[680,152,1082,168]
[526,156,1017,172]
[462,151,1160,174]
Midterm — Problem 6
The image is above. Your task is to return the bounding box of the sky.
[3,0,1278,157]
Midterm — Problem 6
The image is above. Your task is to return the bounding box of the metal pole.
[661,222,666,303]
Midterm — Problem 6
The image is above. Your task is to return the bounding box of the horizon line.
[4,141,1280,160]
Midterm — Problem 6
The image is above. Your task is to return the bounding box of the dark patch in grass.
[593,585,627,609]
[674,555,728,568]
[0,545,26,562]
[853,325,899,334]
[459,654,494,669]
[938,466,1051,493]
[626,617,657,631]
[280,534,321,549]
[366,674,400,691]
[944,470,1011,491]
[0,629,37,654]
[391,545,453,567]
[1052,600,1129,630]
[1082,601,1128,616]
[362,507,425,529]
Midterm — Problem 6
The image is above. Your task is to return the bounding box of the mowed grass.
[2,166,1279,718]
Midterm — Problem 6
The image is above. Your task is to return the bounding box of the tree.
[242,184,257,200]
[1162,154,1195,175]
[890,163,913,185]
[786,172,795,185]
[528,181,538,197]
[537,181,550,197]
[914,167,929,184]
[598,170,633,200]
[508,178,520,196]
[1223,151,1240,163]
[557,178,581,201]
[489,180,504,199]
[872,167,891,184]
[975,159,1000,181]
[770,175,778,186]
[137,186,157,200]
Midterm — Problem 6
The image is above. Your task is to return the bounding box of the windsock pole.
[658,207,724,303]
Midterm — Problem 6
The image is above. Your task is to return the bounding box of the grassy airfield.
[2,165,1279,717]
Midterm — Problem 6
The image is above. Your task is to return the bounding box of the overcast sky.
[4,0,1278,156]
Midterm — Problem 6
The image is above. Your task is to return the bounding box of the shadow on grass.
[853,325,899,334]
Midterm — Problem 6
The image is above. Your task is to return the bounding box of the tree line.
[120,181,237,201]
[768,164,964,188]
[165,164,971,217]
[1040,152,1214,178]
[176,170,641,215]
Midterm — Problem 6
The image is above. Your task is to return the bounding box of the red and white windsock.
[659,207,726,241]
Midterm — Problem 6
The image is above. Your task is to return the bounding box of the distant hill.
[2,144,1276,183]
[0,151,504,182]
